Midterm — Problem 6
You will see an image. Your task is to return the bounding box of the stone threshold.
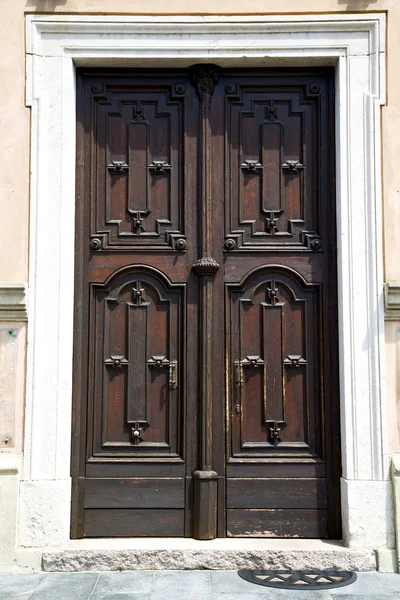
[42,538,376,572]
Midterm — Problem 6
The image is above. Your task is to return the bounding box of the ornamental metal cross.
[129,210,149,235]
[132,284,145,306]
[131,421,144,445]
[266,281,280,306]
[267,420,285,447]
[264,210,283,235]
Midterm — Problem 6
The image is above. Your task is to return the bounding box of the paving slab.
[91,571,154,599]
[29,572,99,600]
[330,572,400,596]
[211,593,332,600]
[151,571,211,600]
[335,596,400,600]
[0,595,34,599]
[209,571,332,599]
[0,574,43,595]
[89,596,151,600]
[0,569,399,600]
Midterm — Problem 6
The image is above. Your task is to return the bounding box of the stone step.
[42,539,376,572]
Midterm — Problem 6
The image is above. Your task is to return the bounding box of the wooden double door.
[72,67,341,539]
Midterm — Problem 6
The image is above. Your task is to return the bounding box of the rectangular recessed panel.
[227,479,327,509]
[84,509,185,537]
[227,509,328,538]
[84,478,185,509]
[85,462,185,478]
[226,462,326,479]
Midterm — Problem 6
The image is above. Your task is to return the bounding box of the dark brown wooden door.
[72,68,341,539]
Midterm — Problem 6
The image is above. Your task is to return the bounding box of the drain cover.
[238,570,357,590]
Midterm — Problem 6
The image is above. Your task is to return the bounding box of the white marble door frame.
[23,13,392,549]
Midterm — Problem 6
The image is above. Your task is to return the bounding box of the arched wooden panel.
[89,268,184,458]
[228,267,321,459]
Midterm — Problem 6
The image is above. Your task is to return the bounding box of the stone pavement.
[0,571,399,600]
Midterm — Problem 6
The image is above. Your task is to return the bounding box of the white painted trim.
[23,13,389,549]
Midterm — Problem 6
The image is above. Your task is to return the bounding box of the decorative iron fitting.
[242,355,264,369]
[310,238,322,251]
[147,355,178,390]
[147,161,171,174]
[265,100,278,122]
[192,257,219,276]
[235,356,264,389]
[175,238,188,252]
[130,421,144,445]
[174,83,186,95]
[240,160,263,174]
[267,420,285,447]
[266,282,280,305]
[281,160,304,174]
[107,161,129,174]
[234,360,244,389]
[128,209,150,235]
[283,355,307,368]
[190,64,221,103]
[264,210,283,235]
[147,355,170,369]
[169,360,178,390]
[90,237,102,251]
[104,355,129,368]
[225,238,236,251]
[132,100,145,122]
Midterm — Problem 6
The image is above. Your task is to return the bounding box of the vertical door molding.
[190,64,221,540]
[24,14,388,549]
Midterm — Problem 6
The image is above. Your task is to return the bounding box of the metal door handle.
[169,360,178,390]
[148,355,178,390]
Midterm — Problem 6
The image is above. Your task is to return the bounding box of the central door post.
[190,64,220,540]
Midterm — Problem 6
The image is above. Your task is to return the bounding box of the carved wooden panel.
[73,68,340,540]
[228,267,322,459]
[224,84,322,252]
[90,81,187,251]
[89,267,184,459]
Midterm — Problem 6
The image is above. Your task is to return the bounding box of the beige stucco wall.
[0,0,399,452]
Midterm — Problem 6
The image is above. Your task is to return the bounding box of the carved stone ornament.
[190,64,221,103]
[192,257,219,276]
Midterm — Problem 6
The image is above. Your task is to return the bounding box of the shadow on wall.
[337,0,379,7]
[25,0,381,10]
[26,0,68,8]
[25,0,381,7]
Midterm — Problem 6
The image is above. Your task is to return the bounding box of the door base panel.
[226,509,327,538]
[84,510,185,537]
[42,539,376,572]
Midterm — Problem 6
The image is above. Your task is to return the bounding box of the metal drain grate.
[238,570,357,590]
